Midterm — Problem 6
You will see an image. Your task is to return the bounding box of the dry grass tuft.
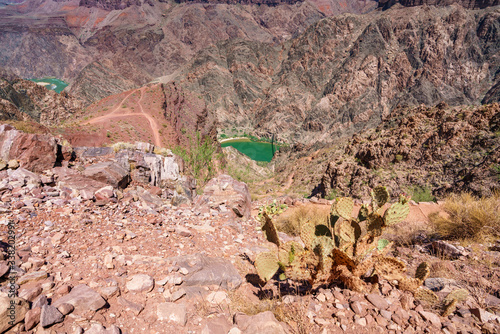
[384,220,431,246]
[274,204,331,236]
[429,192,500,242]
[229,291,313,334]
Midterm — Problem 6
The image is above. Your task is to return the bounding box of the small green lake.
[221,138,277,162]
[29,77,68,93]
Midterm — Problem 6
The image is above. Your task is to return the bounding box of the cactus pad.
[336,220,361,244]
[331,248,356,270]
[261,212,280,247]
[354,234,377,259]
[398,277,422,293]
[443,289,469,305]
[358,204,369,222]
[313,235,334,259]
[335,197,354,220]
[371,186,390,209]
[367,214,384,237]
[300,221,316,250]
[375,257,406,280]
[383,201,410,226]
[255,252,279,282]
[377,239,390,251]
[415,287,439,305]
[415,262,430,281]
[441,299,458,317]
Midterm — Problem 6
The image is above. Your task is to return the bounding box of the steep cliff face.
[0,0,327,105]
[316,103,500,198]
[173,5,500,145]
[79,0,154,10]
[0,74,83,125]
[378,0,499,10]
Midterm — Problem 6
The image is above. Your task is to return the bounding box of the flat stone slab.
[52,284,107,314]
[17,270,48,285]
[40,305,64,327]
[171,253,242,290]
[126,274,154,293]
[157,302,187,325]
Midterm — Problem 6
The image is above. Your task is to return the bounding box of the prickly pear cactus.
[358,204,369,222]
[383,200,410,226]
[415,262,430,281]
[255,252,279,282]
[415,287,439,305]
[441,289,469,316]
[261,211,280,247]
[334,197,354,220]
[300,221,316,250]
[375,256,407,281]
[371,186,390,211]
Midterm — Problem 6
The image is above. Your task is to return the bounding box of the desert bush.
[111,142,136,152]
[173,131,219,185]
[429,192,500,241]
[408,185,435,203]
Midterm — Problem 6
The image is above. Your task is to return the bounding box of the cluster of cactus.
[256,200,288,223]
[254,186,468,316]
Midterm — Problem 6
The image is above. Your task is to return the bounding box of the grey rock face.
[83,161,131,189]
[172,253,243,290]
[40,305,64,327]
[52,284,107,314]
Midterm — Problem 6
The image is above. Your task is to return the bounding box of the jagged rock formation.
[0,74,83,125]
[316,103,500,199]
[0,0,325,104]
[378,0,499,10]
[173,5,500,145]
[79,0,154,10]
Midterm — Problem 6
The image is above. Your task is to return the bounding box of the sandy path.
[137,88,162,147]
[82,88,162,147]
[84,90,136,124]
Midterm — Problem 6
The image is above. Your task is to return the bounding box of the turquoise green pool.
[221,138,277,162]
[29,77,68,93]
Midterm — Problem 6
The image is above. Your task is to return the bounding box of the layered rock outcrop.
[174,5,500,145]
[378,0,499,10]
[316,103,500,198]
[0,73,83,125]
[0,124,61,173]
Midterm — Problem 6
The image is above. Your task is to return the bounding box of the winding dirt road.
[83,87,162,147]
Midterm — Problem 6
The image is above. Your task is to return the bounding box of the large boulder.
[0,124,60,173]
[115,149,183,187]
[196,174,251,218]
[83,161,131,189]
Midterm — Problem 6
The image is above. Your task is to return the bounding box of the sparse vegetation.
[408,185,435,203]
[111,142,136,152]
[173,131,220,185]
[429,192,500,242]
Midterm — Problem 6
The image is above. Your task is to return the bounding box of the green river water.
[221,138,277,162]
[29,77,68,93]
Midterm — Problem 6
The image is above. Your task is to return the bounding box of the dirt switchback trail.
[137,88,162,147]
[84,90,136,125]
[82,87,162,147]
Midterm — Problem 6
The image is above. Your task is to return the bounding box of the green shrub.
[409,185,435,203]
[173,131,219,185]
